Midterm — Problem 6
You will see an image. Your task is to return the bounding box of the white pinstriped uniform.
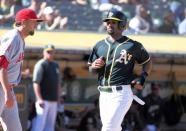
[0,29,25,131]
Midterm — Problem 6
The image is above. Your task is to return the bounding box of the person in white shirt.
[178,8,186,35]
[129,4,151,34]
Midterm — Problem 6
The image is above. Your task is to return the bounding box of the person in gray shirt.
[31,44,62,131]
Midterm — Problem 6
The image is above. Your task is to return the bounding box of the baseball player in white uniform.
[88,9,152,131]
[0,8,43,131]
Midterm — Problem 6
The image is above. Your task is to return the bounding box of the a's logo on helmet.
[108,12,114,17]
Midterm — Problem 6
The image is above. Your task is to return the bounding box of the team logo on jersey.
[116,49,132,64]
[16,53,24,63]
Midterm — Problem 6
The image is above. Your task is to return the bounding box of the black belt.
[98,86,123,93]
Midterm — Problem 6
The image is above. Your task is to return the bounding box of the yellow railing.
[0,29,186,54]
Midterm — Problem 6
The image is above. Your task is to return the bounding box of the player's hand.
[37,99,45,108]
[131,72,148,90]
[131,80,143,90]
[92,56,105,69]
[4,89,14,108]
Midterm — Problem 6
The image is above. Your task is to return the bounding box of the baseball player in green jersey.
[88,9,152,131]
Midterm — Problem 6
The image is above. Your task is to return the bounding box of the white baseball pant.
[31,101,57,131]
[99,85,133,131]
[0,85,22,131]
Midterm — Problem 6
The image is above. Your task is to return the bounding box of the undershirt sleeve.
[0,55,9,69]
[33,61,44,84]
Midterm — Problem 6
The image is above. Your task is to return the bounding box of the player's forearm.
[0,68,11,93]
[142,59,152,75]
[132,59,152,87]
[33,83,43,101]
[88,57,105,73]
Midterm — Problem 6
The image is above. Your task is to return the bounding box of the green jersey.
[88,36,150,86]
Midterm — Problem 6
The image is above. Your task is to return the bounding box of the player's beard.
[107,28,114,35]
[29,30,35,36]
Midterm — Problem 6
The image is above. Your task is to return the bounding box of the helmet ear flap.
[118,20,127,30]
[118,22,123,29]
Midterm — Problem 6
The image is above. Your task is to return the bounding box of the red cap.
[15,8,43,22]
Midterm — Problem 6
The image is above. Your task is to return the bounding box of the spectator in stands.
[89,0,100,10]
[98,0,112,12]
[142,83,164,131]
[178,7,186,35]
[109,0,121,5]
[128,0,142,5]
[28,0,47,18]
[38,6,68,30]
[56,95,65,130]
[55,92,73,130]
[163,93,184,126]
[12,0,24,13]
[14,0,23,6]
[129,4,152,34]
[98,0,122,12]
[71,0,87,5]
[158,10,177,34]
[168,0,185,24]
[0,0,15,25]
[21,0,31,7]
[77,99,101,131]
[122,101,144,131]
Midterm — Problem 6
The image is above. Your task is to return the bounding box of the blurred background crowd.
[0,0,186,35]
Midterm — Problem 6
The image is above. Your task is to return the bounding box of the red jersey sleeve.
[0,55,9,69]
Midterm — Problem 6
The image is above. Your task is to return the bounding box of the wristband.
[139,71,148,86]
[141,71,148,78]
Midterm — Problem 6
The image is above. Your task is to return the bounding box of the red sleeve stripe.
[0,55,9,69]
